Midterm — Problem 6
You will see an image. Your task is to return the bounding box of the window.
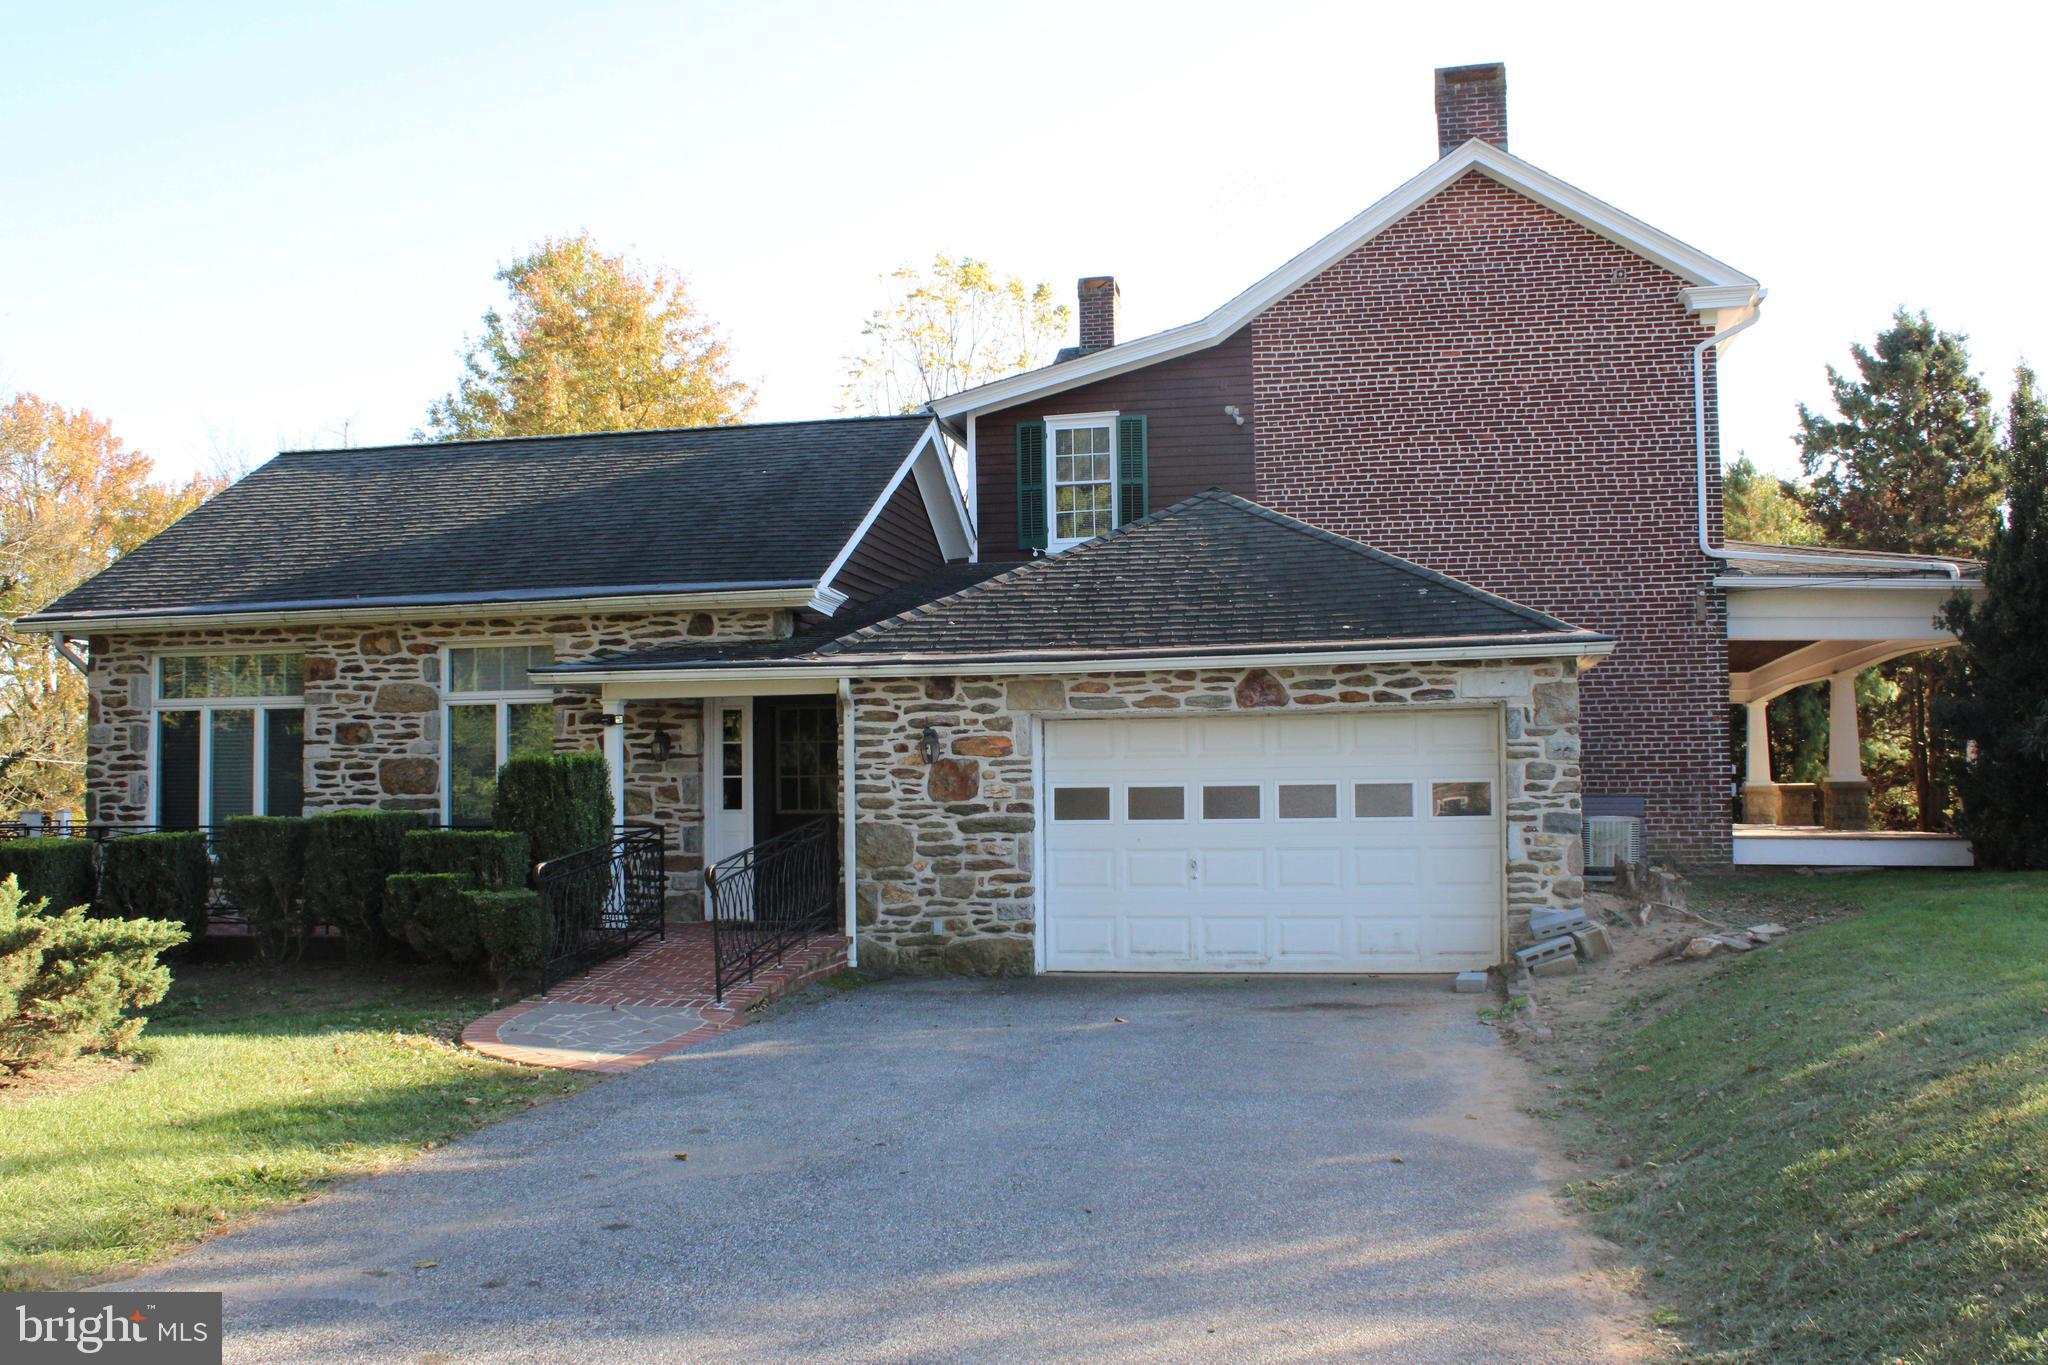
[443,644,554,825]
[1126,786,1185,821]
[1053,786,1111,821]
[720,709,745,811]
[1048,416,1115,547]
[1278,783,1337,819]
[1202,784,1261,820]
[154,652,305,825]
[775,703,835,815]
[1431,780,1493,818]
[1354,782,1415,818]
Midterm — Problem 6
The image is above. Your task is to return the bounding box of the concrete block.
[1530,955,1580,978]
[1570,925,1613,962]
[1453,970,1489,994]
[1514,936,1576,976]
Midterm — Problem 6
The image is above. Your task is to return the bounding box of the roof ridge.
[274,412,929,459]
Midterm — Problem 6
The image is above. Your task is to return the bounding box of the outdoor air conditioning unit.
[1583,815,1643,881]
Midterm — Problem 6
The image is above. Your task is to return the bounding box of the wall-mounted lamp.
[649,723,674,763]
[1223,405,1245,426]
[918,725,941,764]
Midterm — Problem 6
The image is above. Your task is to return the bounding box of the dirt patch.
[0,1055,140,1103]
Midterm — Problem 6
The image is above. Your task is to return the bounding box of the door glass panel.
[1354,782,1414,818]
[507,702,553,760]
[1202,784,1261,820]
[1277,783,1337,819]
[1126,785,1185,821]
[720,709,745,811]
[1431,780,1493,817]
[157,711,200,828]
[209,709,255,821]
[775,703,835,816]
[448,703,498,826]
[1052,786,1110,821]
[263,709,304,816]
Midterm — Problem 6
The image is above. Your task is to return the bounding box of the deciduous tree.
[421,235,753,441]
[0,396,216,815]
[1939,365,2048,866]
[1724,454,1824,545]
[840,255,1070,415]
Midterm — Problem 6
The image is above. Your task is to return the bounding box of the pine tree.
[1796,311,2005,827]
[1939,365,2048,866]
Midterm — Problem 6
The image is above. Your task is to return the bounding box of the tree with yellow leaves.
[841,254,1071,415]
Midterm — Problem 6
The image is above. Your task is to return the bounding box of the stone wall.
[851,658,1586,974]
[84,606,781,910]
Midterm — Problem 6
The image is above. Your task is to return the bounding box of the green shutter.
[1016,420,1048,550]
[1116,414,1149,526]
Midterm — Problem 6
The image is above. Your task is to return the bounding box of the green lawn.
[0,961,587,1289]
[1560,870,2048,1363]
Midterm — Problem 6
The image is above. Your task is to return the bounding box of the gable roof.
[24,416,954,631]
[930,138,1761,422]
[537,490,1610,679]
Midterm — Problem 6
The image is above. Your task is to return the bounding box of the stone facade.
[850,658,1586,974]
[83,606,784,910]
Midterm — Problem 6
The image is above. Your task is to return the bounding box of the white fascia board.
[1717,576,1983,591]
[818,422,975,601]
[540,637,1614,686]
[930,139,1760,422]
[29,586,830,637]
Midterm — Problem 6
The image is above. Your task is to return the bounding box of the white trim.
[439,641,555,824]
[839,677,858,967]
[1733,830,1974,869]
[818,422,975,599]
[965,414,980,560]
[1717,576,1982,591]
[31,586,832,636]
[1043,411,1120,552]
[931,139,1760,421]
[1030,711,1047,974]
[149,650,308,824]
[540,638,1615,686]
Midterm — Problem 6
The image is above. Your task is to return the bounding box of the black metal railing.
[706,816,838,1002]
[536,823,666,992]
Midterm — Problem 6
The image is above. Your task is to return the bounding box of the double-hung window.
[1016,411,1148,553]
[443,643,554,825]
[154,652,305,826]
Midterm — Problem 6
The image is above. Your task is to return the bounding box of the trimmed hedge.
[493,752,612,870]
[1,874,186,1073]
[303,811,429,959]
[0,838,95,915]
[97,833,210,938]
[398,830,530,890]
[220,817,310,962]
[382,873,480,965]
[466,889,547,989]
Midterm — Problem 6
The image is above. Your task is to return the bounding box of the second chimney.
[1077,276,1119,352]
[1433,62,1508,157]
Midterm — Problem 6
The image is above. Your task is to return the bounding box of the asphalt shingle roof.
[540,491,1605,674]
[26,416,933,624]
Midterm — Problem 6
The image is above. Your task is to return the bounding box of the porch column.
[603,694,627,833]
[1741,699,1782,826]
[1824,670,1871,830]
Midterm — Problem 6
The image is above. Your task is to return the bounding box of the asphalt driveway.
[119,975,1646,1362]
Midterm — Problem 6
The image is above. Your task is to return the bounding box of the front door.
[708,699,753,867]
[754,697,839,843]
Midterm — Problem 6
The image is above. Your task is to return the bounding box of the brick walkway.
[461,924,848,1073]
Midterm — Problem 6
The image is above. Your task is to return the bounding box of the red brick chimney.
[1434,62,1508,157]
[1077,276,1119,351]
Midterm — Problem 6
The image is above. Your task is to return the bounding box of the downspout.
[838,676,858,968]
[1692,297,1963,580]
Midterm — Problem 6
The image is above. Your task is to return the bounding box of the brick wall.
[84,606,784,910]
[1249,172,1729,864]
[851,657,1584,973]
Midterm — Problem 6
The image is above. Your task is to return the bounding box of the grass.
[1559,870,2048,1363]
[0,960,588,1289]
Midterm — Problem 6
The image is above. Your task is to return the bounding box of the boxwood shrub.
[0,838,95,915]
[97,832,211,939]
[397,830,530,890]
[382,873,480,965]
[0,875,187,1073]
[303,810,429,959]
[493,752,613,870]
[219,817,310,962]
[466,888,547,989]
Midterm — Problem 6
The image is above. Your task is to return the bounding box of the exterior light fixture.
[649,723,674,763]
[919,725,941,764]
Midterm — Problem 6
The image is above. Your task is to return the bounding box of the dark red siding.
[975,330,1254,561]
[831,472,949,603]
[1249,172,1728,865]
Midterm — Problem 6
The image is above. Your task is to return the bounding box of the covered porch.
[1723,549,1982,868]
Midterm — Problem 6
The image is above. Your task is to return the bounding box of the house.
[22,63,1980,979]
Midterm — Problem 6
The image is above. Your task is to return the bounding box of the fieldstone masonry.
[83,607,785,912]
[851,657,1587,974]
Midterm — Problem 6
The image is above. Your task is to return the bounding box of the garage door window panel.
[1431,780,1493,817]
[1277,783,1337,819]
[1202,785,1261,820]
[1354,782,1416,818]
[1053,786,1111,821]
[1126,786,1185,821]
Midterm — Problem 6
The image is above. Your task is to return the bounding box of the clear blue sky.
[2,0,2039,484]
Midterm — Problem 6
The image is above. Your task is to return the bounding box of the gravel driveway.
[118,975,1647,1362]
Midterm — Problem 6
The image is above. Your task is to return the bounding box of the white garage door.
[1042,711,1503,973]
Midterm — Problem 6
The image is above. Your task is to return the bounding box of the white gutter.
[1693,298,1963,582]
[838,676,858,968]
